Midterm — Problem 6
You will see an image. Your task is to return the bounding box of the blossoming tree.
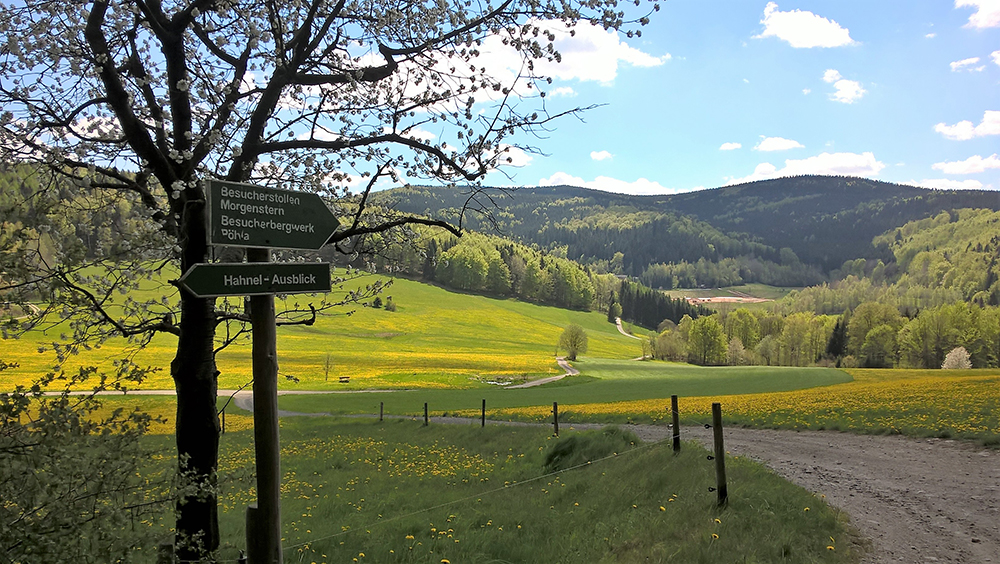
[0,0,655,558]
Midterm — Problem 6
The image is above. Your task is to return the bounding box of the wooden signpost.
[184,179,340,564]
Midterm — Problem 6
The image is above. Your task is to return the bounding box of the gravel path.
[645,425,1000,564]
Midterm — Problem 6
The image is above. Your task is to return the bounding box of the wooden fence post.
[424,402,428,426]
[481,399,486,428]
[711,402,728,507]
[552,401,559,436]
[671,395,680,453]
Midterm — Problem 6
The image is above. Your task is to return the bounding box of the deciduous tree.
[0,0,657,557]
[558,324,588,361]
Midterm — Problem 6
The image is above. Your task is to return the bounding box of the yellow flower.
[803,507,810,512]
[405,535,414,540]
[826,546,835,551]
[714,518,721,524]
[659,506,666,511]
[711,533,719,540]
[441,560,451,564]
[358,553,365,558]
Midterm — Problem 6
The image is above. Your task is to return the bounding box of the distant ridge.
[379,176,1000,275]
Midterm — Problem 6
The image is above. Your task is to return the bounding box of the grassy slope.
[3,275,640,390]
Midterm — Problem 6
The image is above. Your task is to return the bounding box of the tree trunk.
[171,197,221,559]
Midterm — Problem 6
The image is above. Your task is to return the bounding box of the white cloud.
[935,110,1000,140]
[382,126,436,141]
[754,2,857,48]
[950,56,984,71]
[548,86,577,98]
[300,125,340,142]
[925,32,937,38]
[911,178,985,190]
[932,153,1000,174]
[719,142,742,151]
[754,136,804,151]
[830,79,866,103]
[491,144,533,168]
[992,50,1000,67]
[956,0,1000,29]
[520,21,669,84]
[590,150,613,161]
[726,151,885,185]
[538,171,680,195]
[802,88,811,95]
[823,69,865,103]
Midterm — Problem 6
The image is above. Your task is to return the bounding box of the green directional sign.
[206,179,340,250]
[177,262,332,298]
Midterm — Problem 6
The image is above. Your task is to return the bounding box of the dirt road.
[632,425,1000,564]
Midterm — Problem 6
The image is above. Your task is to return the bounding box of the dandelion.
[711,533,719,539]
[804,507,810,512]
[659,506,666,511]
[826,546,835,551]
[441,560,451,564]
[714,518,721,524]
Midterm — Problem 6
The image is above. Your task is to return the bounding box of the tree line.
[646,300,1000,369]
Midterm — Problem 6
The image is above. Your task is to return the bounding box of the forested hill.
[379,176,1000,277]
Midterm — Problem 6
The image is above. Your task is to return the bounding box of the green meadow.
[3,274,640,390]
[136,418,859,563]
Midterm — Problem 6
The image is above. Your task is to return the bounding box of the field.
[659,284,798,311]
[458,368,1000,445]
[2,275,640,391]
[135,418,859,563]
[276,359,851,418]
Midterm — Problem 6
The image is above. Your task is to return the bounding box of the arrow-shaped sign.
[177,262,332,298]
[206,179,340,250]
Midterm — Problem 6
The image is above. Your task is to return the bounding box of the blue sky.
[477,1,1000,194]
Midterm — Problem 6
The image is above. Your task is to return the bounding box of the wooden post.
[156,542,174,564]
[481,399,486,427]
[424,402,429,426]
[248,247,282,564]
[711,402,728,507]
[552,401,559,436]
[671,395,680,453]
[379,401,383,422]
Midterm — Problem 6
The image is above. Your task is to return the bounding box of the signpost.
[177,262,331,298]
[206,179,339,249]
[195,179,341,564]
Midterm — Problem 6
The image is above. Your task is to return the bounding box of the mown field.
[275,359,851,418]
[134,418,860,563]
[2,274,639,391]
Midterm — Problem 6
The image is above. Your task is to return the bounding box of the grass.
[274,359,852,417]
[137,418,860,563]
[2,275,641,391]
[476,368,1000,445]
